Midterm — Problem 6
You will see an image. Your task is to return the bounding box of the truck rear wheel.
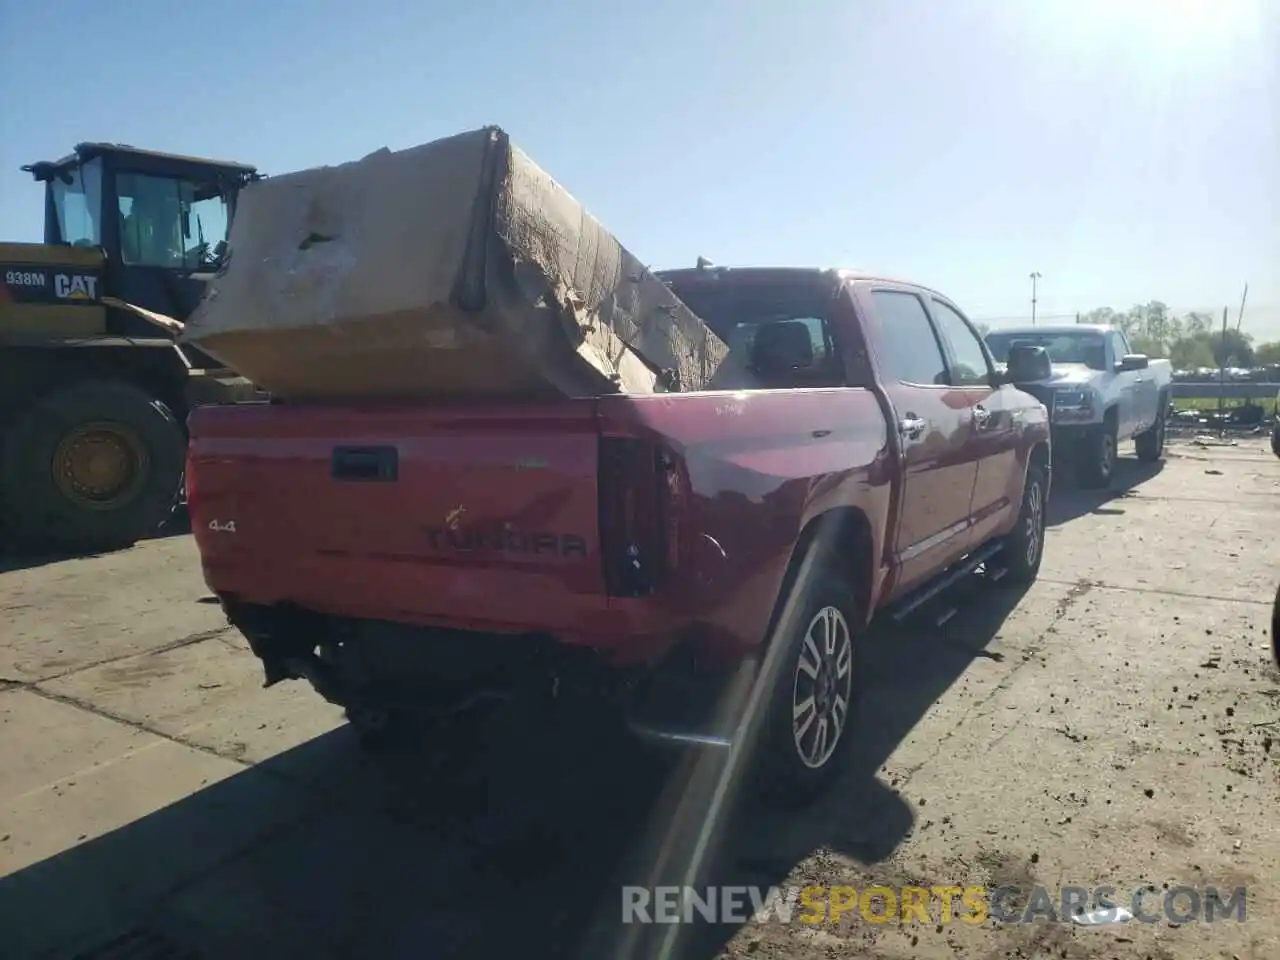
[0,380,185,551]
[1134,404,1166,461]
[754,571,862,806]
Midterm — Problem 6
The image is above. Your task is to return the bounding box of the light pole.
[1029,271,1042,326]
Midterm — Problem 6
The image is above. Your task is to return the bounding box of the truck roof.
[655,265,950,297]
[988,324,1114,336]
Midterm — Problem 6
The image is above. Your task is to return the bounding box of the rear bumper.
[203,557,700,667]
[219,597,743,737]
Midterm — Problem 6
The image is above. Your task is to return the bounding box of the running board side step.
[886,539,1005,623]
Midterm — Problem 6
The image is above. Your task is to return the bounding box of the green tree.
[1178,329,1256,367]
[1129,334,1166,358]
[1116,306,1146,341]
[1075,302,1259,370]
[1081,307,1117,326]
[1255,341,1280,366]
[1169,337,1216,369]
[1182,312,1214,337]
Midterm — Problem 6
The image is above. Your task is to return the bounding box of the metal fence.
[1170,381,1280,402]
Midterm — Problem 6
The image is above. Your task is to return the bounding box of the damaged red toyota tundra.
[187,267,1052,802]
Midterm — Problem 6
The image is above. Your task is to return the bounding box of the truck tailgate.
[187,401,604,633]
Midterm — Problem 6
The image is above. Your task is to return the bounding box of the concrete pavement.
[1,438,1277,959]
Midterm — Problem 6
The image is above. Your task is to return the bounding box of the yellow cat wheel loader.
[0,143,263,552]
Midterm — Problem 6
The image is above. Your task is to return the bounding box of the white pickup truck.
[983,324,1173,487]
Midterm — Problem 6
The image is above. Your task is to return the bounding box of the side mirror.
[1117,354,1149,372]
[1005,344,1051,384]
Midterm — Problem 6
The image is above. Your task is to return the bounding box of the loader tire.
[0,380,185,552]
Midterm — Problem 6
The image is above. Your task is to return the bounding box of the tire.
[1271,583,1280,673]
[754,570,862,806]
[0,380,185,551]
[1135,404,1166,461]
[1076,418,1117,488]
[996,462,1047,585]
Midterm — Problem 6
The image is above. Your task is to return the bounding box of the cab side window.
[930,299,992,386]
[870,290,948,386]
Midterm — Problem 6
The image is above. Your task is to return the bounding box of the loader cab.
[23,143,259,333]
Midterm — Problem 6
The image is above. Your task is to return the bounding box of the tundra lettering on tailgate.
[423,525,588,558]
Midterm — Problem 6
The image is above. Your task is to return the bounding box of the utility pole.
[1218,305,1228,435]
[1029,272,1042,325]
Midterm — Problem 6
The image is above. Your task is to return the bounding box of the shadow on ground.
[1046,456,1164,527]
[0,509,191,575]
[0,579,1028,960]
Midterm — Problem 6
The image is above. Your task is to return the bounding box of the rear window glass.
[663,274,844,390]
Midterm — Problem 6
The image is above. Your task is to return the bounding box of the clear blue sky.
[2,0,1276,337]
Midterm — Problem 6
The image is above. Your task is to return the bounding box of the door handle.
[899,415,926,440]
[1133,376,1145,383]
[972,405,991,426]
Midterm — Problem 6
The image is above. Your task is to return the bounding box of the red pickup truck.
[187,266,1052,802]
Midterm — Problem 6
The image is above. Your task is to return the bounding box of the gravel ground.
[1,437,1276,960]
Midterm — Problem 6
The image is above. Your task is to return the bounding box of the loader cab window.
[50,159,103,248]
[117,173,230,271]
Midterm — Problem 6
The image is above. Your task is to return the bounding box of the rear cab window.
[659,271,850,391]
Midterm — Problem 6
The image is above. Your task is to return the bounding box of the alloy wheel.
[1024,480,1044,567]
[791,606,854,769]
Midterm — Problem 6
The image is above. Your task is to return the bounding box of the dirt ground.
[1,438,1277,960]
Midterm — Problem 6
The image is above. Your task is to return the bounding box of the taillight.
[598,438,673,597]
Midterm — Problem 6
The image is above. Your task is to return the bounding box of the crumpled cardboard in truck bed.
[180,126,727,401]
